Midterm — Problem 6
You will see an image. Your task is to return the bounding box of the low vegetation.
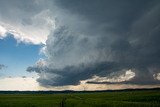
[0,90,160,107]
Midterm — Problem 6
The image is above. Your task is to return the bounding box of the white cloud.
[87,69,135,83]
[0,25,7,39]
[0,0,55,44]
[0,10,55,44]
[39,46,47,55]
[153,73,160,80]
[0,77,39,91]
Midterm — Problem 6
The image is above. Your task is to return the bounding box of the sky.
[0,0,160,91]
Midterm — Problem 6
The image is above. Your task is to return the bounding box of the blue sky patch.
[0,34,43,77]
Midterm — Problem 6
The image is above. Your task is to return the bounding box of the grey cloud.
[0,0,44,18]
[27,0,160,86]
[27,61,124,86]
[0,64,6,70]
[22,76,26,78]
[0,0,42,24]
[54,0,154,33]
[27,65,49,73]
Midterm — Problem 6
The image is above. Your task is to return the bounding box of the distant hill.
[0,88,160,94]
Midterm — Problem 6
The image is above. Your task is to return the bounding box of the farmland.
[0,89,160,107]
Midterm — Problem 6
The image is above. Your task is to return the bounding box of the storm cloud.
[27,0,160,86]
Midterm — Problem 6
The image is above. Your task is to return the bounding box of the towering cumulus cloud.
[27,0,160,86]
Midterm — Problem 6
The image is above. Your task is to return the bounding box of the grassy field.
[0,90,160,107]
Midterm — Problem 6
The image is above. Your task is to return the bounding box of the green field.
[0,90,160,107]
